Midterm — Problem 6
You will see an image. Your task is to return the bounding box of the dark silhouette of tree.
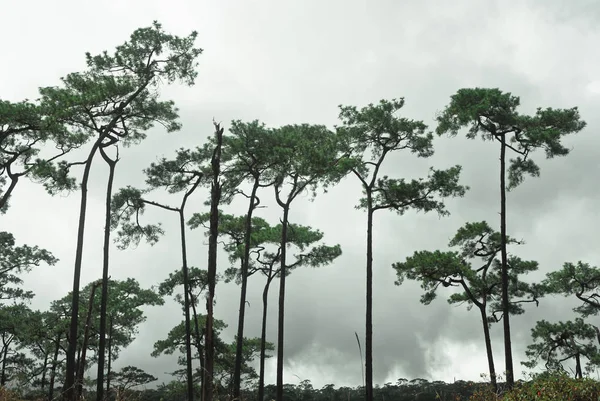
[0,99,81,212]
[337,98,468,401]
[219,121,279,400]
[111,156,207,400]
[523,318,600,378]
[436,87,586,387]
[264,123,347,401]
[393,221,542,391]
[35,21,202,400]
[543,261,600,318]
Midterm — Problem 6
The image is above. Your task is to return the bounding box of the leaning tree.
[35,21,202,400]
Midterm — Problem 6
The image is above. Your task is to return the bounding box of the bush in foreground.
[469,372,600,401]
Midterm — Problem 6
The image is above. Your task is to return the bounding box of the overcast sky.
[2,0,600,390]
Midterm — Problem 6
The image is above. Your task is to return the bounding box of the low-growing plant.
[469,372,600,401]
[0,387,23,401]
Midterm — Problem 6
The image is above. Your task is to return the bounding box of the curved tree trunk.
[0,171,18,211]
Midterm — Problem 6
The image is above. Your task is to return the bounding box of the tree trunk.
[41,352,48,390]
[48,333,61,401]
[479,307,497,392]
[233,180,259,400]
[179,209,195,401]
[64,78,148,401]
[205,123,223,401]
[76,280,102,399]
[48,333,61,400]
[106,315,113,398]
[258,273,275,401]
[499,135,514,388]
[575,352,582,379]
[1,343,8,386]
[365,194,374,401]
[64,140,101,401]
[275,205,290,401]
[190,295,205,401]
[97,148,117,401]
[0,171,19,211]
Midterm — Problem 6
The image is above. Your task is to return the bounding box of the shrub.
[469,372,600,401]
[0,387,23,401]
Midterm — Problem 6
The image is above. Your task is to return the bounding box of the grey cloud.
[3,0,600,390]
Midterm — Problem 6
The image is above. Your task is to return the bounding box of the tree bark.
[179,209,195,401]
[276,205,290,401]
[479,307,497,392]
[499,135,514,388]
[48,333,61,401]
[258,273,275,401]
[365,196,374,401]
[106,316,113,398]
[1,343,8,386]
[40,352,48,390]
[96,146,117,401]
[190,292,205,401]
[76,280,102,399]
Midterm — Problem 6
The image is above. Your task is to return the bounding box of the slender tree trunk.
[97,148,117,401]
[65,140,101,401]
[1,344,8,386]
[575,352,582,379]
[190,297,205,401]
[179,209,195,401]
[64,80,148,401]
[76,346,81,375]
[479,307,497,392]
[276,205,290,401]
[499,136,514,388]
[106,315,113,398]
[77,280,101,399]
[48,333,61,401]
[233,180,260,400]
[258,274,274,401]
[205,123,223,401]
[41,352,49,390]
[365,193,374,401]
